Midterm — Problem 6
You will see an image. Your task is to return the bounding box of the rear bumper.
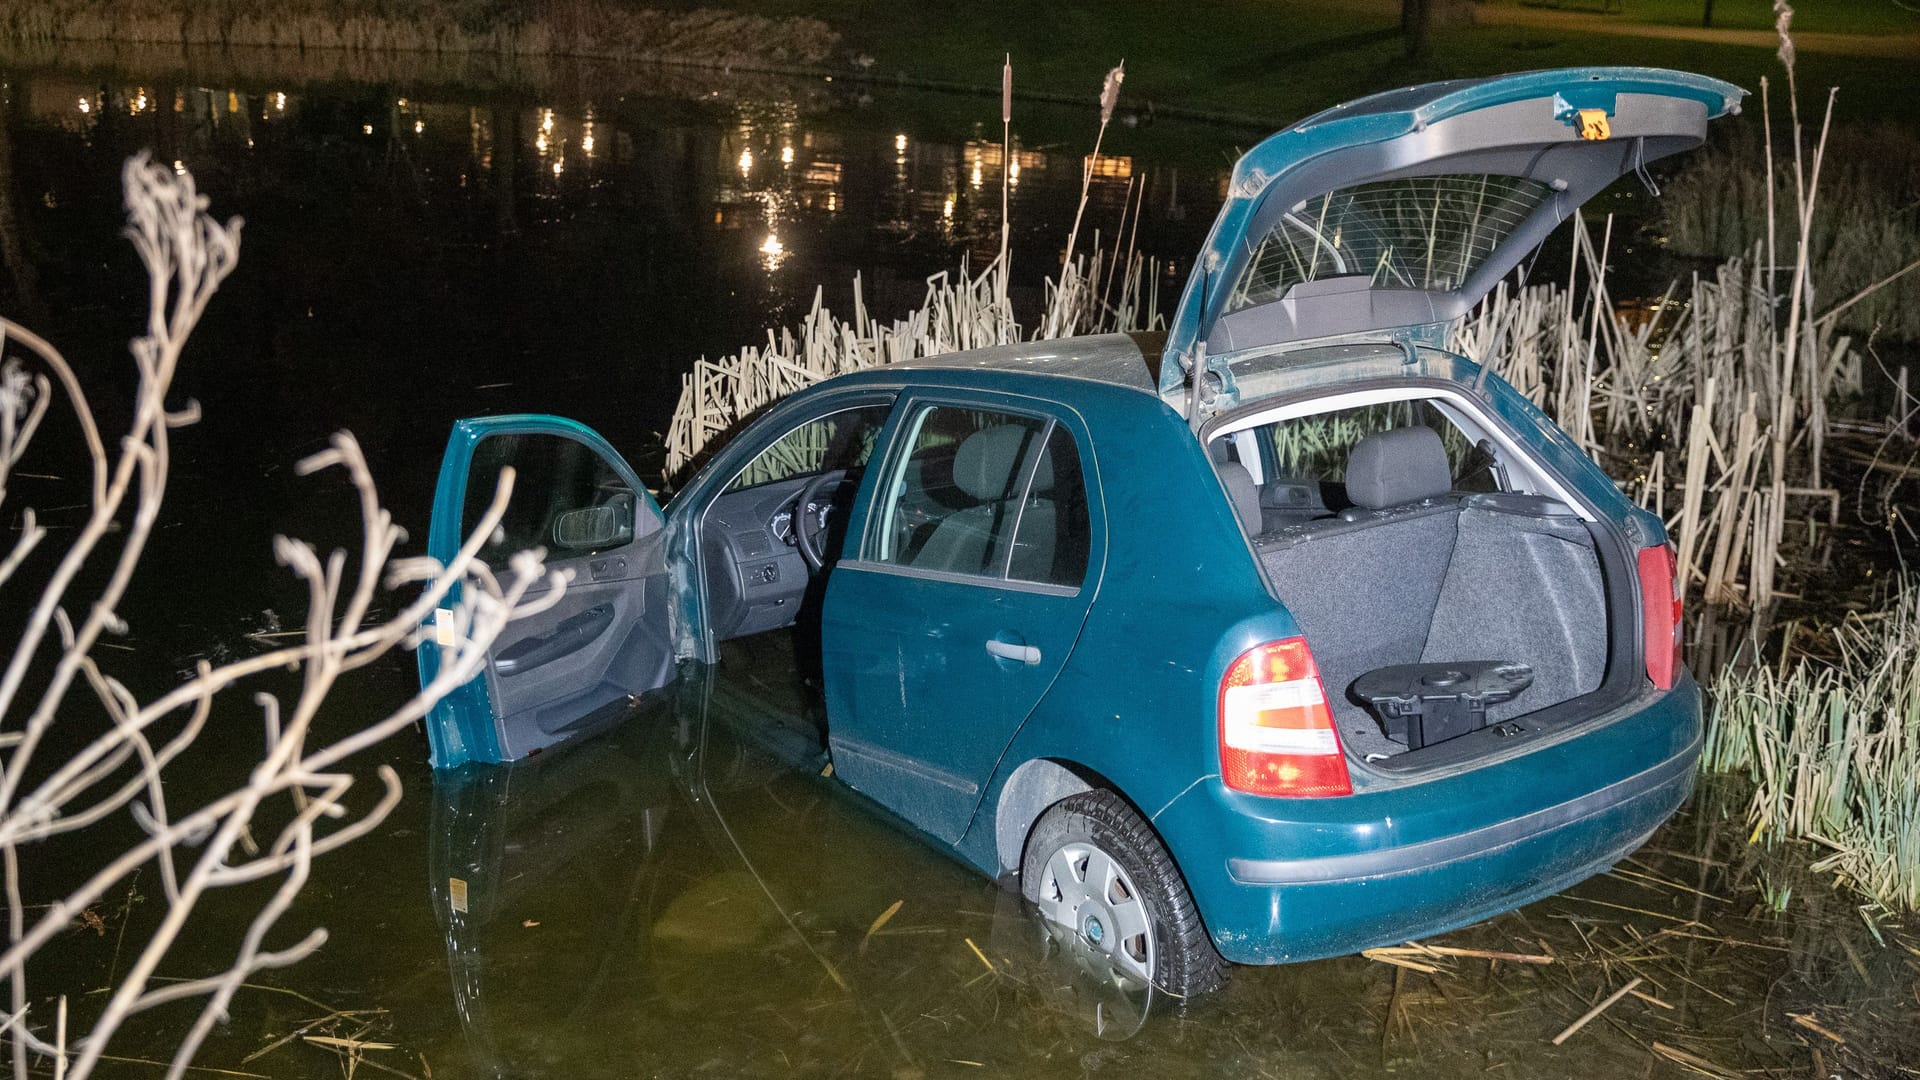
[1158,675,1701,965]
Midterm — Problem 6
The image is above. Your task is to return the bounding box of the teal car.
[419,68,1732,995]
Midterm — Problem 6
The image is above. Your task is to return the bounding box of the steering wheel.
[792,469,850,572]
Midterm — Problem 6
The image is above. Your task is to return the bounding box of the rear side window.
[870,405,1091,588]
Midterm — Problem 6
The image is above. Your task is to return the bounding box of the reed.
[1702,576,1920,912]
[1454,68,1890,614]
[662,247,1163,478]
[1661,122,1920,343]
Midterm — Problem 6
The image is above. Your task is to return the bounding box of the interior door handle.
[495,604,614,677]
[985,639,1041,665]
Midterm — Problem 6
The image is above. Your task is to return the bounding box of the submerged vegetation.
[1705,576,1920,912]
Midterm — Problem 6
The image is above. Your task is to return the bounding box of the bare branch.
[0,156,559,1080]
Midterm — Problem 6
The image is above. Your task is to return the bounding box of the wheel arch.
[994,758,1181,881]
[994,758,1095,877]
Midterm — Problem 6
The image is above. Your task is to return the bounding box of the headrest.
[952,424,1047,501]
[1216,461,1261,535]
[1344,426,1452,509]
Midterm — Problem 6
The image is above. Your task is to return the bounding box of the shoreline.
[0,4,841,72]
[0,34,1278,132]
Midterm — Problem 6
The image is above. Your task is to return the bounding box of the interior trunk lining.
[1256,495,1609,759]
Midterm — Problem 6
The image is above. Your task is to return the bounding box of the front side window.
[464,434,636,571]
[1228,174,1550,311]
[725,403,893,492]
[871,405,1091,588]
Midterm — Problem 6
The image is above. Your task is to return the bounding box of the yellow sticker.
[449,877,469,914]
[1577,108,1611,141]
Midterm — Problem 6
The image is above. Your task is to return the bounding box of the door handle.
[495,604,614,677]
[985,639,1041,665]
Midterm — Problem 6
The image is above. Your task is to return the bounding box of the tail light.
[1637,543,1683,690]
[1218,638,1351,797]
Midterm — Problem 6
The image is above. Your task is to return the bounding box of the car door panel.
[821,395,1103,845]
[421,415,674,768]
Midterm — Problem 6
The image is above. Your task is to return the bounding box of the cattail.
[1773,0,1795,70]
[1099,62,1125,125]
[1002,54,1013,125]
[999,54,1014,304]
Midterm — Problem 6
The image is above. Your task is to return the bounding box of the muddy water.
[45,632,1920,1079]
[6,48,1919,1080]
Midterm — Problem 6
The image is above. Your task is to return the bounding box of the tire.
[1020,790,1227,997]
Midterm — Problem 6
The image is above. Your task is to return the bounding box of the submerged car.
[419,67,1736,994]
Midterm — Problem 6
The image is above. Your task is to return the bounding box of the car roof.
[877,331,1165,396]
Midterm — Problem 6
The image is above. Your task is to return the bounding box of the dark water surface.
[4,51,1919,1080]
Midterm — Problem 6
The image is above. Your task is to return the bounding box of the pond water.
[4,48,1918,1080]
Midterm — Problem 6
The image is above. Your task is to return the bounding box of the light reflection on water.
[5,69,1186,312]
[0,56,1222,663]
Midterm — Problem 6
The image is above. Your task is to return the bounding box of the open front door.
[420,415,674,768]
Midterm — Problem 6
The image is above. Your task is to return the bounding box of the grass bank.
[676,0,1920,126]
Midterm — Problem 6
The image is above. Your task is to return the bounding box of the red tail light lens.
[1637,543,1683,690]
[1218,638,1351,797]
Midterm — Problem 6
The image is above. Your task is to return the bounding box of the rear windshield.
[1227,174,1550,311]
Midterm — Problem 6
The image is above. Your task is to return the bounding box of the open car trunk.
[1254,491,1612,761]
[1205,377,1635,764]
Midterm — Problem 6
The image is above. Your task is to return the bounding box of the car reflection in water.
[425,634,1155,1077]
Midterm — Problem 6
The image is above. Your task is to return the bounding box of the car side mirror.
[551,494,634,551]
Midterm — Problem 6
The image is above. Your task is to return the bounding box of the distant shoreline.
[0,3,840,70]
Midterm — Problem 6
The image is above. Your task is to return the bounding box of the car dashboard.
[699,474,824,640]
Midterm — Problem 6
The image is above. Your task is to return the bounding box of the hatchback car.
[419,67,1737,994]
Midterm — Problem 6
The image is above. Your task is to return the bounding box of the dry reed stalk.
[999,56,1012,306]
[1046,62,1125,340]
[1550,976,1643,1045]
[664,239,1164,479]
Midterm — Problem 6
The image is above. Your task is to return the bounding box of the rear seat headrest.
[1345,426,1452,509]
[952,424,1051,500]
[1216,460,1261,535]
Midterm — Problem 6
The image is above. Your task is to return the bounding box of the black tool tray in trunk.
[1353,662,1534,750]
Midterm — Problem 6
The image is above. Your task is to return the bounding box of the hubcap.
[1035,841,1155,987]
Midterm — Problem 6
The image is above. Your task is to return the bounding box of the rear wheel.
[1020,790,1227,996]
